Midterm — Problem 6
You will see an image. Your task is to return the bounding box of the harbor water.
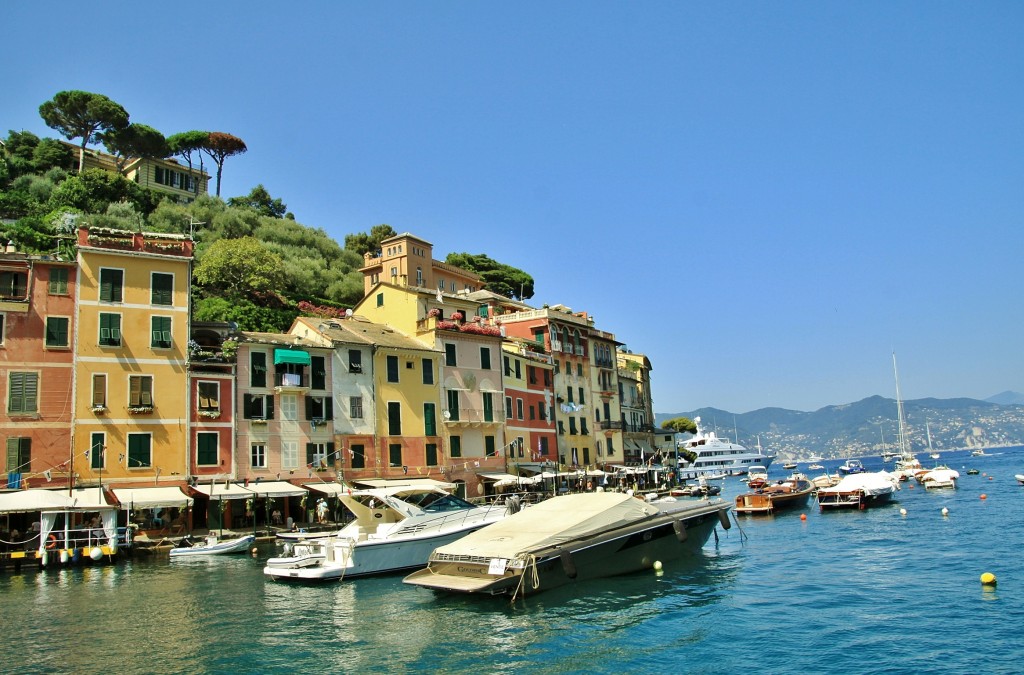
[2,447,1022,674]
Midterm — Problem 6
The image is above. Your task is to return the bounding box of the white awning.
[303,482,348,496]
[478,472,527,488]
[190,483,255,500]
[246,481,307,498]
[112,487,193,510]
[0,489,76,514]
[353,478,456,490]
[66,486,115,510]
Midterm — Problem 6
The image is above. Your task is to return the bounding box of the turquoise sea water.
[2,447,1022,674]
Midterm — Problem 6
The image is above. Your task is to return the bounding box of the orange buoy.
[800,513,807,521]
[980,494,987,500]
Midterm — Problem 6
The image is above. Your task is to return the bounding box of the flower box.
[251,418,268,425]
[91,406,107,414]
[198,409,221,419]
[128,406,153,414]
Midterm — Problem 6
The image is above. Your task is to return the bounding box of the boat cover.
[819,471,898,496]
[429,492,660,560]
[921,468,959,483]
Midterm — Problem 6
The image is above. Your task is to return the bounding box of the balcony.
[443,407,502,427]
[600,420,623,430]
[274,372,309,393]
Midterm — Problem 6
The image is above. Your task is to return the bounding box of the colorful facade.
[72,227,193,489]
[1,249,77,489]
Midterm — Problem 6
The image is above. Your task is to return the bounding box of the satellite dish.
[443,410,451,420]
[345,309,353,317]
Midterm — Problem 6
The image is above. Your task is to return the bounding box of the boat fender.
[558,549,577,579]
[717,508,731,530]
[60,549,69,564]
[672,519,688,543]
[90,546,104,561]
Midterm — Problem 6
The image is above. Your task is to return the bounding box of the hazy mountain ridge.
[657,395,1024,459]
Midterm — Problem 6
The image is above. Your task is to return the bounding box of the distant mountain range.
[656,393,1024,460]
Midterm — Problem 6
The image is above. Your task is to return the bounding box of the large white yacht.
[679,417,775,476]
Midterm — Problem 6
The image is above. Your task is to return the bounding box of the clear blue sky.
[5,2,1022,413]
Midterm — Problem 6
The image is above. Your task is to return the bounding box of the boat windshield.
[404,493,476,513]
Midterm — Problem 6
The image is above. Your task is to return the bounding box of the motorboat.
[169,534,256,557]
[403,492,732,598]
[810,472,841,489]
[837,458,865,475]
[808,463,825,471]
[264,485,513,582]
[746,465,769,490]
[919,468,958,489]
[669,477,721,497]
[734,473,814,515]
[1014,474,1024,486]
[782,462,798,470]
[817,471,899,511]
[679,417,775,476]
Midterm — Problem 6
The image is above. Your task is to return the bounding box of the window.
[348,349,362,373]
[197,381,219,411]
[99,268,124,303]
[250,351,267,388]
[446,390,460,421]
[424,403,437,436]
[426,443,438,466]
[350,443,365,469]
[8,372,38,413]
[5,437,30,474]
[558,420,565,435]
[538,404,546,422]
[480,347,491,370]
[528,366,536,384]
[386,355,399,383]
[482,393,493,423]
[151,316,172,349]
[449,436,461,458]
[503,356,511,377]
[151,273,173,305]
[389,443,402,467]
[577,363,583,377]
[306,396,332,420]
[129,376,153,407]
[387,401,402,435]
[390,266,397,280]
[0,314,4,344]
[282,440,298,469]
[127,434,152,468]
[99,313,121,346]
[307,442,335,469]
[49,268,69,295]
[515,398,524,420]
[505,396,513,419]
[376,292,384,307]
[90,432,105,469]
[515,360,521,379]
[0,271,27,299]
[244,393,274,419]
[422,358,434,385]
[517,436,526,459]
[569,418,577,435]
[311,356,326,390]
[567,387,573,403]
[544,370,551,386]
[416,267,423,285]
[485,436,496,457]
[280,394,298,421]
[581,419,589,435]
[45,317,70,347]
[578,388,585,405]
[444,343,457,367]
[92,374,107,408]
[539,436,550,457]
[197,432,219,466]
[349,396,363,419]
[251,444,267,468]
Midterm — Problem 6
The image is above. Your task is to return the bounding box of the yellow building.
[72,227,193,488]
[359,232,482,297]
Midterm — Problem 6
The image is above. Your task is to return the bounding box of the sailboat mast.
[893,352,908,455]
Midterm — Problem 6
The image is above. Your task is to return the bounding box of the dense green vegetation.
[1,90,537,332]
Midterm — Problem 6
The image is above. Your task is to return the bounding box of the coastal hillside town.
[0,227,672,531]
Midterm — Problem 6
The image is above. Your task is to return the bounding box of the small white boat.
[1014,474,1024,486]
[919,468,958,489]
[817,471,899,511]
[265,484,513,582]
[838,458,865,475]
[169,534,256,557]
[808,463,825,471]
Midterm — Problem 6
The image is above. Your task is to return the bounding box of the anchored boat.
[403,492,731,598]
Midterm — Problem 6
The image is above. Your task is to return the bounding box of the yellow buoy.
[980,572,997,586]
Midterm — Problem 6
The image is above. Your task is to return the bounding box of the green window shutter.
[449,436,461,458]
[152,273,173,305]
[389,443,402,467]
[197,433,218,465]
[250,351,267,388]
[424,403,436,436]
[483,393,493,423]
[388,401,402,436]
[485,436,496,457]
[306,442,316,465]
[6,438,19,472]
[426,443,438,466]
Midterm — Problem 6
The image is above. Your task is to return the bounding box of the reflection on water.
[2,448,1023,673]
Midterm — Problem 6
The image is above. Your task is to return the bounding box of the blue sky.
[5,2,1022,413]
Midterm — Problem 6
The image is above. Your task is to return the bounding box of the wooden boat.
[734,474,814,515]
[745,465,769,490]
[169,534,255,557]
[817,472,899,511]
[404,492,731,598]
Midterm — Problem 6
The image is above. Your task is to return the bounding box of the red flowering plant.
[450,311,464,322]
[427,308,441,318]
[297,300,347,319]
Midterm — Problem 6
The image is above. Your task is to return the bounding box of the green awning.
[274,348,311,365]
